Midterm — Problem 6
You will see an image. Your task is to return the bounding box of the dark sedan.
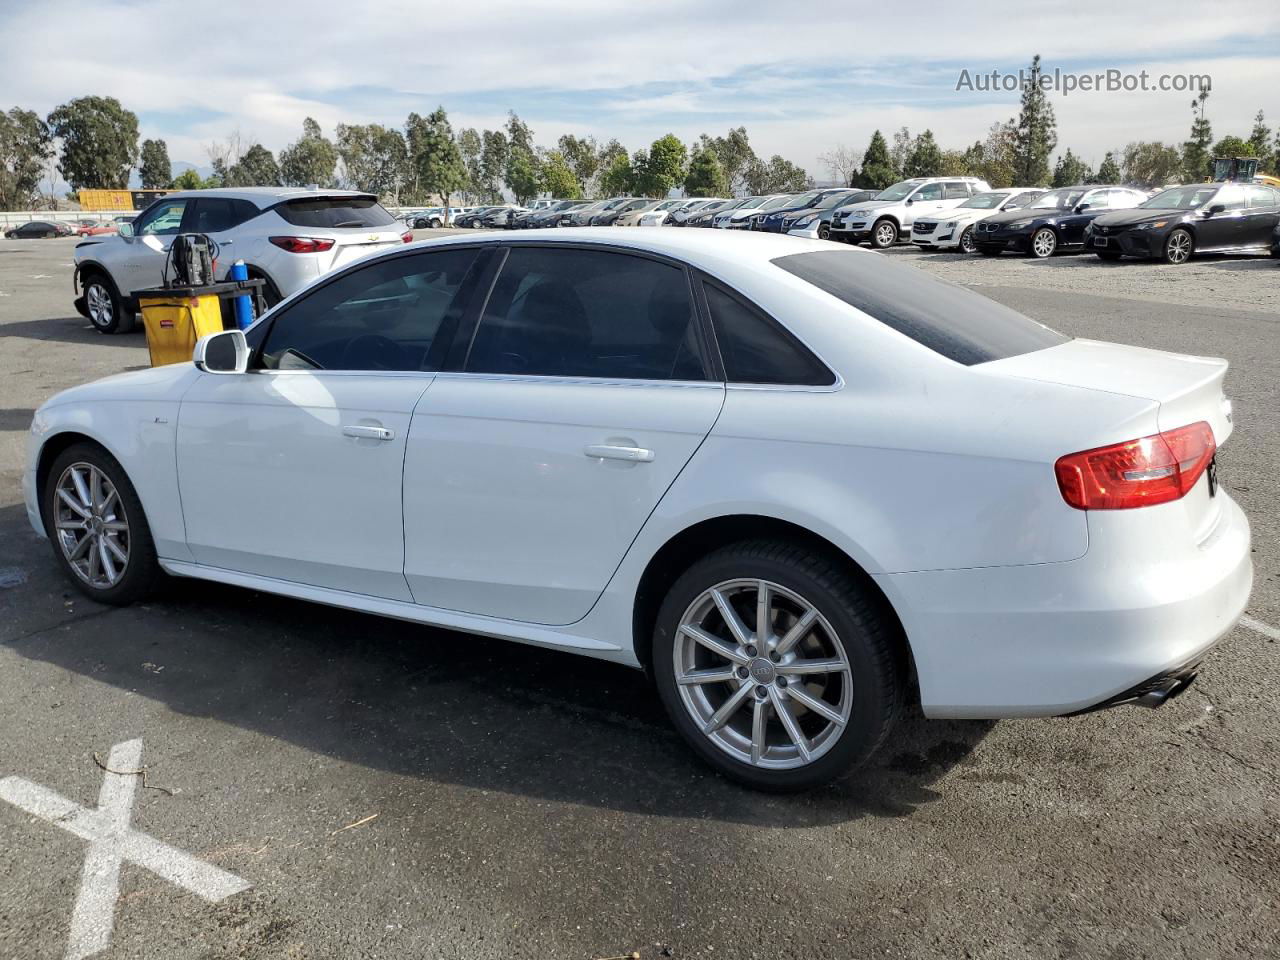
[4,220,74,239]
[780,190,877,239]
[591,197,650,226]
[453,206,506,228]
[973,186,1148,258]
[1085,183,1280,264]
[682,198,746,227]
[751,189,859,233]
[521,200,589,228]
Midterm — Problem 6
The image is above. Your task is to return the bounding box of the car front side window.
[466,246,707,381]
[913,183,943,202]
[258,248,480,372]
[135,199,188,236]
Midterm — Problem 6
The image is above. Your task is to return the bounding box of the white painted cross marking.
[0,739,251,960]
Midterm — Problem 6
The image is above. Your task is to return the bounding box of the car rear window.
[771,250,1067,365]
[275,196,396,229]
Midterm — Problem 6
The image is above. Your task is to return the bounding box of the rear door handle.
[343,424,395,441]
[584,443,654,462]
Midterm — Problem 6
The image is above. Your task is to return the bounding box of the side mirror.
[194,329,249,374]
[1075,202,1091,212]
[905,198,914,205]
[117,222,135,239]
[1206,203,1225,216]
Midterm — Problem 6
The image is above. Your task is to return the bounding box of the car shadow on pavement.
[1,503,991,827]
[0,316,144,347]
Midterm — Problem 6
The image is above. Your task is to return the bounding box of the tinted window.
[467,246,706,380]
[913,183,943,201]
[259,248,479,371]
[942,182,970,200]
[704,282,834,386]
[275,196,396,228]
[190,197,259,233]
[771,250,1067,366]
[136,199,187,236]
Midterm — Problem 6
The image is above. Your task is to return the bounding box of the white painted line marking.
[29,274,51,279]
[1240,615,1280,642]
[0,739,251,960]
[0,567,27,588]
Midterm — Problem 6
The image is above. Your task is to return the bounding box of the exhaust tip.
[1136,672,1197,708]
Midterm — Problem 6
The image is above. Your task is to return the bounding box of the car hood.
[1090,208,1181,228]
[837,199,896,214]
[39,361,203,412]
[980,208,1062,226]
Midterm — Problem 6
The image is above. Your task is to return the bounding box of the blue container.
[230,260,254,330]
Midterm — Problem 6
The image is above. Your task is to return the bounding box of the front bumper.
[911,223,961,248]
[879,490,1253,718]
[973,227,1033,253]
[787,225,822,239]
[1086,229,1162,257]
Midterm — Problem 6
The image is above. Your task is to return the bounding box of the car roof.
[162,186,375,208]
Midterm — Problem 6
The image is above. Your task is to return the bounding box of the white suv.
[73,187,408,333]
[910,187,1046,253]
[829,177,992,248]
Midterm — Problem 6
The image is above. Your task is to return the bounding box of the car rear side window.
[702,282,834,386]
[258,248,479,372]
[467,246,707,381]
[771,250,1067,365]
[275,197,396,229]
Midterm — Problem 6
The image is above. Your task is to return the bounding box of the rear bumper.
[879,491,1253,718]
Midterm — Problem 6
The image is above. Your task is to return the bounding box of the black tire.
[43,441,161,605]
[870,218,898,249]
[652,539,904,792]
[82,269,134,334]
[429,218,443,229]
[414,218,428,229]
[1095,249,1123,261]
[817,224,831,240]
[1029,226,1058,259]
[1162,228,1194,265]
[958,226,976,254]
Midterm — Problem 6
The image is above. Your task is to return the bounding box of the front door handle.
[343,424,395,441]
[585,443,654,462]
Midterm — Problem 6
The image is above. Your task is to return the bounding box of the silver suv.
[829,177,993,248]
[73,187,407,333]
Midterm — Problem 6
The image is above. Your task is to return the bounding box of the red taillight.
[268,236,335,254]
[401,230,413,244]
[1055,421,1216,510]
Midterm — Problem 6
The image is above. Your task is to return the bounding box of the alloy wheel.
[959,227,975,253]
[1166,230,1192,264]
[53,462,130,590]
[86,282,114,329]
[673,578,853,770]
[874,221,897,247]
[1031,228,1057,258]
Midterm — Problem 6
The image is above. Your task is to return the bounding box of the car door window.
[135,199,188,236]
[1081,191,1109,210]
[942,182,969,200]
[1244,185,1280,208]
[258,248,480,372]
[190,197,258,233]
[912,183,943,202]
[1217,186,1247,211]
[466,246,707,381]
[703,281,834,386]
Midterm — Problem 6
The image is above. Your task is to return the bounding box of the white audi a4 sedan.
[25,228,1252,790]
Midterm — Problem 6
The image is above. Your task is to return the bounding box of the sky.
[3,0,1279,184]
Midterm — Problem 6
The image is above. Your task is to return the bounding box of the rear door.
[185,196,262,278]
[402,243,725,625]
[1242,185,1280,248]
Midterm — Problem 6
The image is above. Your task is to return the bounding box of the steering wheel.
[341,334,406,371]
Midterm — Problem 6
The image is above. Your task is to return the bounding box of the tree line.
[2,58,1279,211]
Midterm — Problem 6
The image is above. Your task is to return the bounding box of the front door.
[175,245,483,600]
[403,244,725,625]
[117,197,189,296]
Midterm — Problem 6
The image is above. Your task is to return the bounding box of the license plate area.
[1092,237,1109,247]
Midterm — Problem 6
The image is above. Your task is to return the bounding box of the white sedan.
[910,187,1046,252]
[24,229,1252,790]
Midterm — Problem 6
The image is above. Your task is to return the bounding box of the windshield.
[873,181,921,202]
[1029,189,1087,210]
[960,192,1013,210]
[813,192,855,211]
[780,192,820,209]
[1141,185,1220,209]
[735,196,770,210]
[656,200,681,210]
[760,195,798,211]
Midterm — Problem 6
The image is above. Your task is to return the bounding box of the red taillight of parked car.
[268,236,336,254]
[401,230,413,244]
[1055,421,1216,510]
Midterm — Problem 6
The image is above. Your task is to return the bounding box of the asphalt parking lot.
[1,232,1278,960]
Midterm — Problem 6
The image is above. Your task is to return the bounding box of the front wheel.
[83,272,133,334]
[43,442,161,605]
[1163,228,1194,265]
[958,226,976,254]
[870,218,898,249]
[653,540,903,791]
[817,224,831,240]
[1029,227,1058,258]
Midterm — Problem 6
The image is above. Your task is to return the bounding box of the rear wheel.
[1030,227,1058,258]
[43,442,161,605]
[871,218,898,249]
[1163,228,1194,265]
[83,271,133,334]
[653,540,903,791]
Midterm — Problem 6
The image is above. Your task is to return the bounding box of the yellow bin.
[138,291,225,367]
